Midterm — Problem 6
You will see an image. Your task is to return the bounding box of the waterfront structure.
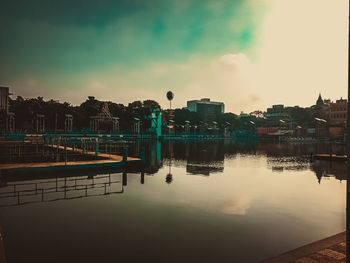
[64,114,73,133]
[35,114,45,133]
[6,112,15,133]
[186,98,224,121]
[0,86,9,113]
[0,87,16,133]
[90,103,119,133]
[329,98,347,126]
[146,109,162,137]
[133,117,140,134]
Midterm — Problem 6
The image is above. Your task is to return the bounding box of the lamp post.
[314,118,327,139]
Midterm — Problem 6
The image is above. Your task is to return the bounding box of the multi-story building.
[0,86,9,113]
[329,98,347,126]
[186,98,224,122]
[265,104,291,127]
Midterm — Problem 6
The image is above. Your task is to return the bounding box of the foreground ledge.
[261,232,346,263]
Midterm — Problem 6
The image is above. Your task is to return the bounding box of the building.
[316,93,324,107]
[265,104,291,127]
[186,98,224,121]
[313,93,330,120]
[329,98,347,126]
[0,86,9,113]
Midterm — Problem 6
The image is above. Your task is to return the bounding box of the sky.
[0,0,348,113]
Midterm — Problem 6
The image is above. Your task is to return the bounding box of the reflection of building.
[0,86,9,113]
[311,160,347,183]
[186,98,224,121]
[329,98,347,126]
[186,163,224,176]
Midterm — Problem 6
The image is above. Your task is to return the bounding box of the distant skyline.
[0,0,348,113]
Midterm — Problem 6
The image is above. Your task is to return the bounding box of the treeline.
[8,96,162,133]
[4,96,262,134]
[3,95,324,134]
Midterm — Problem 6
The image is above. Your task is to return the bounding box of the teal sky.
[0,0,348,113]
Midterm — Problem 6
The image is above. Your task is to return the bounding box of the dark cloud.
[0,0,147,27]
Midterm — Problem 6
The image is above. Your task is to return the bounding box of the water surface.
[0,141,346,263]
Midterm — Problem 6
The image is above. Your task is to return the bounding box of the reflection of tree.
[166,173,173,184]
[166,143,173,184]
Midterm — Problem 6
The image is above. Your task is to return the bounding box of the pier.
[0,136,143,175]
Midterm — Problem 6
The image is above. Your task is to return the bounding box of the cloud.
[7,52,263,113]
[4,0,347,113]
[254,0,348,106]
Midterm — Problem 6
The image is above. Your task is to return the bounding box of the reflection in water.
[0,141,346,263]
[122,171,127,186]
[140,172,145,184]
[166,142,173,184]
[1,141,345,206]
[140,141,347,183]
[312,160,347,183]
[166,172,173,184]
[0,173,125,207]
[186,163,224,176]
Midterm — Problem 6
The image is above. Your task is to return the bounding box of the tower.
[316,93,324,106]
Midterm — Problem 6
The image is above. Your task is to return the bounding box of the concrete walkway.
[0,144,140,171]
[261,232,346,263]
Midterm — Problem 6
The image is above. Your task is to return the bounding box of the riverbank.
[261,232,346,262]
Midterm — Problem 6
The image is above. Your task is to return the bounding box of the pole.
[55,112,57,133]
[64,138,67,166]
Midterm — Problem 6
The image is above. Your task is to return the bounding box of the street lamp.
[314,118,327,139]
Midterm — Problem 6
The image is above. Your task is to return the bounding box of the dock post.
[122,172,127,186]
[104,183,107,195]
[85,185,88,197]
[41,188,44,201]
[141,172,144,184]
[141,147,145,163]
[95,138,99,157]
[83,139,86,154]
[123,146,128,163]
[56,138,60,162]
[17,191,20,205]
